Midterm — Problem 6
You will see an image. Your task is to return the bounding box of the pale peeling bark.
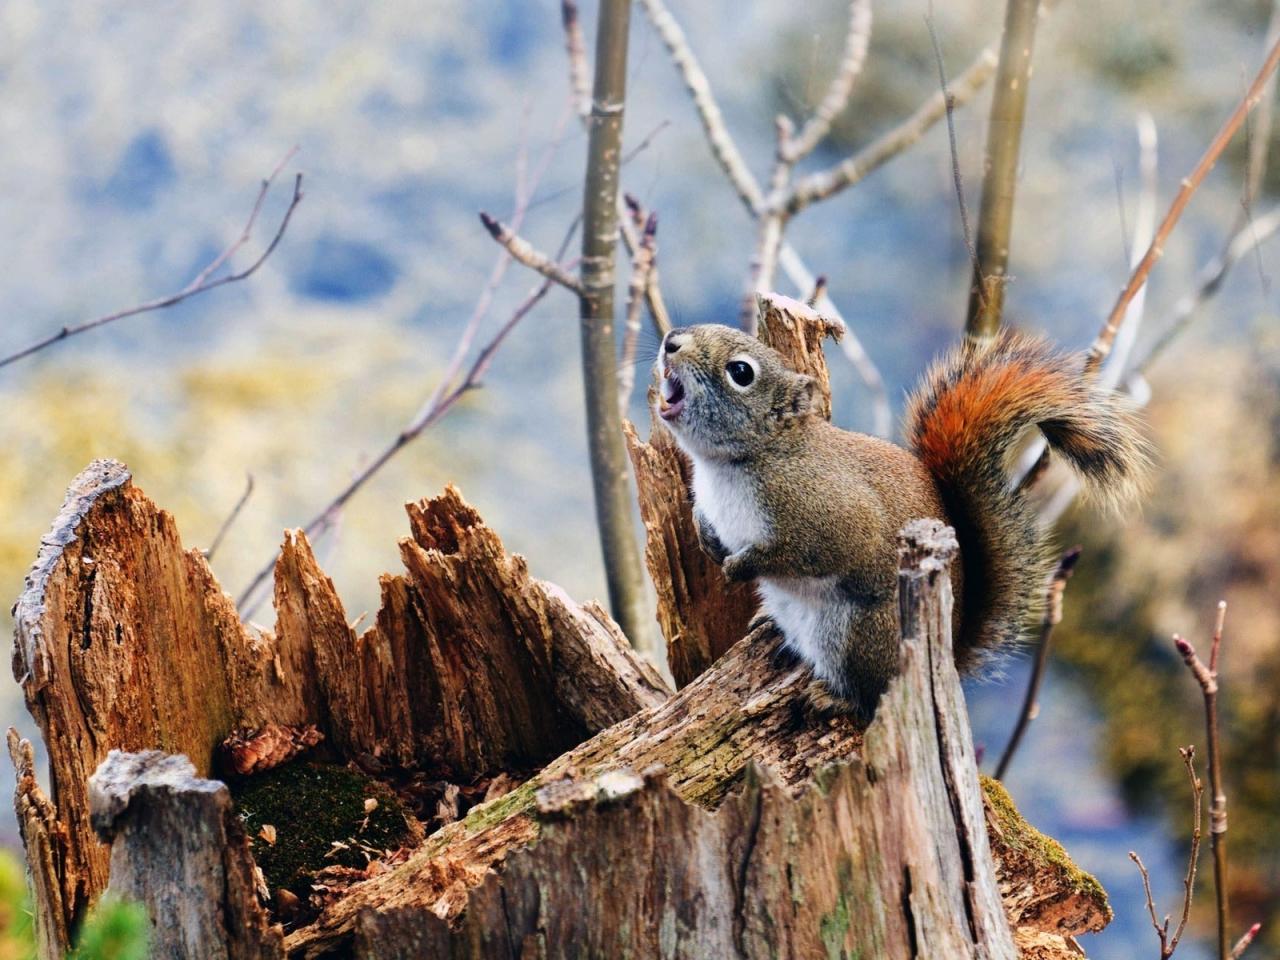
[88,750,282,960]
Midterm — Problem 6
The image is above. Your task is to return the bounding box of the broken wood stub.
[88,750,283,960]
[625,292,844,687]
[10,458,275,941]
[10,463,665,958]
[272,486,668,778]
[287,520,1030,959]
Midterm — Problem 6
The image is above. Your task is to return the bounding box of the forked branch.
[1,150,304,372]
[1087,35,1280,373]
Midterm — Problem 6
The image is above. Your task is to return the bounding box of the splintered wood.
[625,292,844,686]
[9,461,664,958]
[12,332,1108,959]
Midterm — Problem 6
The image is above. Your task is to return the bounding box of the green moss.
[233,762,415,896]
[818,858,857,960]
[71,898,149,960]
[980,776,1110,911]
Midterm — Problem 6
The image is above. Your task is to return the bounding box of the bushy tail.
[903,331,1152,668]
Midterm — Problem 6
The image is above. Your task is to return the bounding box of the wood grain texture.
[88,750,283,960]
[9,463,663,957]
[11,460,1107,960]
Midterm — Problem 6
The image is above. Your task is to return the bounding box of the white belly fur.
[688,454,767,553]
[758,576,854,689]
[688,454,852,685]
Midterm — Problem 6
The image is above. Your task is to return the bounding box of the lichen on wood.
[9,453,1111,960]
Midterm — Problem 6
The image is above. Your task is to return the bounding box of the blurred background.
[1,1,1277,956]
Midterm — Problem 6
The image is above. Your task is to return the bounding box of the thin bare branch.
[618,210,658,412]
[1087,34,1280,373]
[636,0,765,211]
[783,0,873,164]
[1174,602,1232,960]
[437,102,573,419]
[237,222,580,614]
[619,194,672,334]
[993,546,1081,779]
[806,275,828,307]
[777,249,893,438]
[925,13,985,324]
[1230,923,1262,959]
[1138,202,1280,374]
[1127,746,1203,959]
[1,152,304,371]
[479,212,586,295]
[745,116,795,329]
[205,474,255,563]
[560,0,592,118]
[1171,746,1204,954]
[1128,850,1170,952]
[963,0,1043,342]
[787,46,999,216]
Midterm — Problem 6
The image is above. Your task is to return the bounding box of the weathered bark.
[10,462,663,957]
[285,521,1098,959]
[625,292,844,686]
[12,456,1108,960]
[87,749,283,959]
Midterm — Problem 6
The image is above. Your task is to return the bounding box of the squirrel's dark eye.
[726,360,755,388]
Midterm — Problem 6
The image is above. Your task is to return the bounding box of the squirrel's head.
[653,323,817,460]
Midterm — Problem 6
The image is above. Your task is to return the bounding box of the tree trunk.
[10,305,1109,958]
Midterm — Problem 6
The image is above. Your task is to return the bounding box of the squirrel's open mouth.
[658,368,686,421]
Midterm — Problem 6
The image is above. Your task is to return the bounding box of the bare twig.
[1,151,303,371]
[578,0,652,650]
[1172,746,1205,953]
[560,0,592,118]
[1137,203,1280,375]
[205,474,255,563]
[1127,746,1203,959]
[1230,923,1262,959]
[993,546,1080,779]
[925,13,985,321]
[787,46,999,216]
[782,0,873,164]
[964,0,1043,342]
[479,212,586,295]
[745,116,795,328]
[1174,601,1231,960]
[618,210,658,412]
[1086,34,1280,373]
[806,275,828,307]
[619,194,672,334]
[777,252,893,438]
[636,0,764,211]
[237,223,580,614]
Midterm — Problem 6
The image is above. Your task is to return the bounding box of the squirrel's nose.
[663,330,689,355]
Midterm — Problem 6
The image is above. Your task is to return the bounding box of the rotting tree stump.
[9,295,1110,959]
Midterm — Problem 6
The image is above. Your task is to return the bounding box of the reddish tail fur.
[904,332,1151,667]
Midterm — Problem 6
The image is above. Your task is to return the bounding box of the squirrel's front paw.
[696,524,729,565]
[721,550,758,583]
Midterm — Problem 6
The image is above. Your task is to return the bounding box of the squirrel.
[653,323,1151,723]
